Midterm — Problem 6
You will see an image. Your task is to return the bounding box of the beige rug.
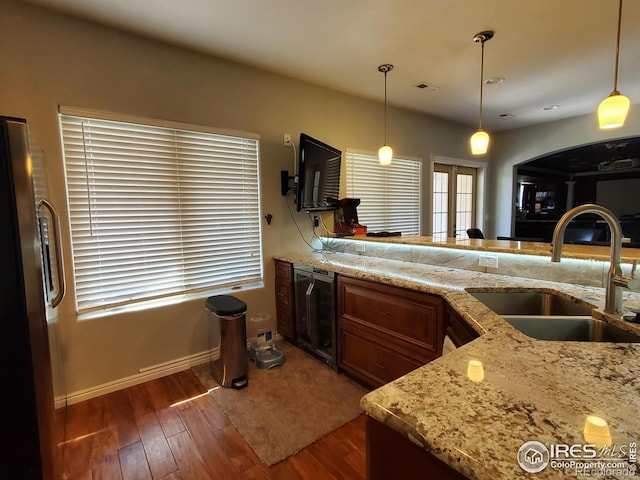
[192,342,368,466]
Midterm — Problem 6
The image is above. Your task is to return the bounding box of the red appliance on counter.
[334,198,367,235]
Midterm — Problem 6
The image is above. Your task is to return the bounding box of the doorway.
[432,163,478,240]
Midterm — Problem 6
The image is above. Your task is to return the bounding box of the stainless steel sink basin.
[503,316,640,343]
[468,289,640,343]
[468,290,592,316]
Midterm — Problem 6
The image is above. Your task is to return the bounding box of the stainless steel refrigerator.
[1,116,66,479]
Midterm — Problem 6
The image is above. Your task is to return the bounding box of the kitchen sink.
[468,290,592,316]
[503,316,640,343]
[468,289,640,343]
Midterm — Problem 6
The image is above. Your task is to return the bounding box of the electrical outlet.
[283,133,292,146]
[479,254,499,268]
[355,243,366,253]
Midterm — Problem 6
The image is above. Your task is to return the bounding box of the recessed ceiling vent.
[415,82,439,91]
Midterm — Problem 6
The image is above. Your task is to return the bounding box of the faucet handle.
[632,259,638,279]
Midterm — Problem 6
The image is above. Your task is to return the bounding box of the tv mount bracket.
[280,170,297,196]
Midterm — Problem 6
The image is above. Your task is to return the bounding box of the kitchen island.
[275,249,640,479]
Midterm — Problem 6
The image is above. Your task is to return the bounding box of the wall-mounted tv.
[296,133,342,212]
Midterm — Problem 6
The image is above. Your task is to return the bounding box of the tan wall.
[0,0,474,396]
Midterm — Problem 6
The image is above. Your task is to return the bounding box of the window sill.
[76,280,265,321]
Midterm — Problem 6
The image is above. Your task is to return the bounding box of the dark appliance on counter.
[293,264,337,367]
[296,133,342,212]
[1,116,66,479]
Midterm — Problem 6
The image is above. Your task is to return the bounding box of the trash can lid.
[205,295,247,316]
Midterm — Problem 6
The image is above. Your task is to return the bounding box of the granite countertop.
[346,234,640,263]
[275,251,640,480]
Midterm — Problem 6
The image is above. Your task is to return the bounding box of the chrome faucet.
[551,203,639,315]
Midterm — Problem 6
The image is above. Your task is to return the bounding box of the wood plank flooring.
[60,369,366,480]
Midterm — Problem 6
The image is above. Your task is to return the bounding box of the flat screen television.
[296,133,341,212]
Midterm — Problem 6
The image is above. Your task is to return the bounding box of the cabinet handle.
[277,292,285,297]
[374,309,390,316]
[373,362,387,370]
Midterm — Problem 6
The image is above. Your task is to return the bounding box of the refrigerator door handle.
[38,198,66,307]
[305,281,318,348]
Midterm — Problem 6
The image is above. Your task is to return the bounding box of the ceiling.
[21,0,640,132]
[519,136,640,175]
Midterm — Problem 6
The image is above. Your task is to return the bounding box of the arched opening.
[513,137,640,245]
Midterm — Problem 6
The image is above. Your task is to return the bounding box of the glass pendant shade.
[378,144,393,165]
[598,92,630,129]
[470,129,489,155]
[598,0,629,129]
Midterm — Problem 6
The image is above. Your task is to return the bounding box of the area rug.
[191,342,368,466]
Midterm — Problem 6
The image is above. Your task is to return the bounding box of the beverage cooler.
[293,265,336,367]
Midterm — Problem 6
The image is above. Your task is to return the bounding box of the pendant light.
[470,31,493,156]
[378,64,394,165]
[598,0,630,129]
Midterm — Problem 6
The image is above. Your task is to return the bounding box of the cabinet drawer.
[338,326,424,387]
[274,260,295,340]
[276,307,294,339]
[275,281,292,308]
[275,259,292,281]
[339,276,442,353]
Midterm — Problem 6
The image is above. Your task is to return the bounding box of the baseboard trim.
[65,347,219,406]
[62,333,285,406]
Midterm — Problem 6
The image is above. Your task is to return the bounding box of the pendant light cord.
[478,37,485,130]
[612,0,623,93]
[384,70,388,144]
[378,64,393,146]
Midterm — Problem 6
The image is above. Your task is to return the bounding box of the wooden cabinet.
[445,307,480,348]
[367,416,467,480]
[274,260,295,340]
[337,275,444,388]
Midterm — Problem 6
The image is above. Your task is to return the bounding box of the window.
[345,151,421,234]
[59,108,261,315]
[432,170,449,240]
[432,163,477,240]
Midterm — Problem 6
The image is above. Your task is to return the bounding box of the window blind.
[345,151,421,234]
[59,109,261,315]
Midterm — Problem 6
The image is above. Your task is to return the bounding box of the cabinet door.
[338,321,424,387]
[339,276,443,356]
[274,260,295,340]
[337,275,444,387]
[367,416,468,480]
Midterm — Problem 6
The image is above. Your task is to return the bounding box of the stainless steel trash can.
[206,295,248,389]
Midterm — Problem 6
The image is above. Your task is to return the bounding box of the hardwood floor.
[60,369,366,479]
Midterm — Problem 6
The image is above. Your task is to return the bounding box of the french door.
[432,164,477,240]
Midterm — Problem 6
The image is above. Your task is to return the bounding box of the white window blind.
[345,151,421,234]
[59,109,261,315]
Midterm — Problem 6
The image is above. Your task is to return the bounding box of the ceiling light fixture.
[378,64,394,165]
[470,31,494,156]
[598,0,630,129]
